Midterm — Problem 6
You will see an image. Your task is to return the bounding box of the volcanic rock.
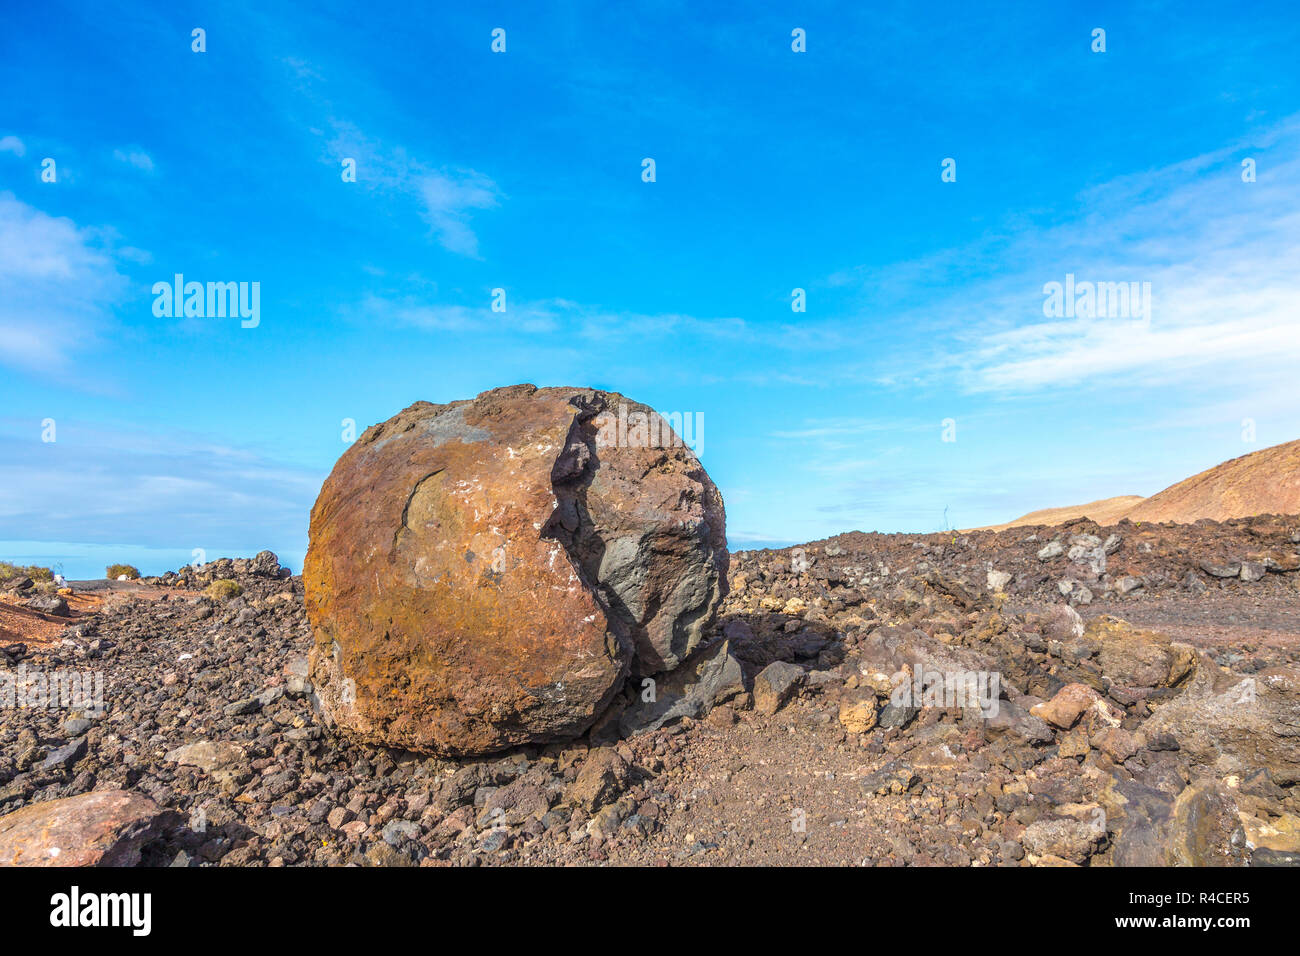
[1087,616,1197,691]
[24,594,69,616]
[303,385,728,755]
[1142,658,1300,783]
[0,791,172,866]
[1031,683,1112,730]
[567,748,630,812]
[752,661,806,715]
[617,638,744,737]
[838,689,879,733]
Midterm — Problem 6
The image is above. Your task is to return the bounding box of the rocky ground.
[2,514,1299,867]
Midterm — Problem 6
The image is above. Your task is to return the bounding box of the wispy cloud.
[343,288,753,343]
[112,147,155,172]
[415,169,500,256]
[0,193,129,372]
[0,135,25,157]
[325,120,502,257]
[865,116,1300,396]
[0,418,319,550]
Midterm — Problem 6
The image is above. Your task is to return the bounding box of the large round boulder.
[304,384,728,756]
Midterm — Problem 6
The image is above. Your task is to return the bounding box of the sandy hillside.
[1127,438,1300,523]
[981,439,1300,529]
[979,495,1146,531]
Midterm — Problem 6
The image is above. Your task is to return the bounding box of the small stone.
[224,696,262,717]
[1031,683,1106,730]
[1037,541,1064,561]
[39,737,87,772]
[382,820,421,845]
[341,821,367,842]
[1092,726,1140,762]
[838,690,879,734]
[1114,575,1144,596]
[330,806,356,832]
[753,661,805,715]
[1199,560,1241,579]
[567,749,629,812]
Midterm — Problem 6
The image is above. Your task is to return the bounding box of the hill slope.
[983,439,1300,529]
[981,495,1146,532]
[1128,439,1300,524]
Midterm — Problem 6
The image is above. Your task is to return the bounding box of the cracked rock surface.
[303,384,728,756]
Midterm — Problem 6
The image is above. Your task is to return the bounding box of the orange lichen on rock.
[304,384,728,756]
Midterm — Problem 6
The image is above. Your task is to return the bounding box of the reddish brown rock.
[1143,660,1300,783]
[1086,615,1197,690]
[0,791,170,866]
[1031,682,1114,730]
[304,384,728,756]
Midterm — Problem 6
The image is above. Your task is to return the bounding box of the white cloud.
[325,121,501,256]
[814,116,1300,399]
[112,147,155,172]
[344,289,755,343]
[0,135,25,157]
[416,170,499,256]
[0,193,129,372]
[0,419,319,551]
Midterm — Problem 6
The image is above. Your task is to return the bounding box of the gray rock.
[877,702,918,729]
[224,696,262,717]
[24,594,69,616]
[1023,815,1106,864]
[1067,543,1107,575]
[1058,578,1093,605]
[1252,848,1300,866]
[859,761,918,794]
[382,820,421,845]
[1142,657,1300,783]
[164,740,247,775]
[250,550,284,577]
[1114,575,1144,596]
[619,639,744,736]
[256,686,285,708]
[1037,541,1065,561]
[1199,560,1241,579]
[752,661,805,715]
[39,736,88,772]
[984,698,1052,744]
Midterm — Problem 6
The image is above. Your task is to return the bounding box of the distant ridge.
[977,439,1300,530]
[979,496,1145,532]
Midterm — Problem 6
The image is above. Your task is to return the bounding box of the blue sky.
[3,1,1300,578]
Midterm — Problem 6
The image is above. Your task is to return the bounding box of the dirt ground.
[0,582,199,647]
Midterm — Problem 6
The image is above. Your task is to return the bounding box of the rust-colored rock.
[1031,682,1118,730]
[1086,615,1197,691]
[0,790,171,866]
[304,384,728,756]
